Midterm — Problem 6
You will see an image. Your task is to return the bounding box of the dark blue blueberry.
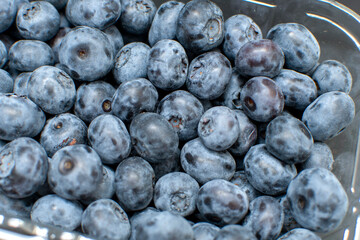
[277,228,321,240]
[279,196,302,233]
[130,112,179,163]
[267,23,320,73]
[240,76,284,122]
[130,207,160,240]
[286,168,348,232]
[0,69,14,93]
[43,0,68,10]
[103,25,124,56]
[9,40,55,72]
[112,78,158,123]
[198,106,239,151]
[47,144,103,200]
[40,113,88,157]
[81,199,131,240]
[273,69,318,110]
[148,39,188,91]
[302,91,355,141]
[176,0,224,53]
[312,59,352,95]
[0,192,33,218]
[222,14,262,62]
[299,142,334,170]
[215,225,256,240]
[59,26,114,81]
[180,138,235,184]
[157,90,204,141]
[16,1,60,41]
[0,94,46,141]
[0,0,17,33]
[148,1,184,46]
[196,179,249,226]
[66,0,121,30]
[113,42,150,84]
[49,27,71,63]
[88,114,131,164]
[187,51,232,100]
[0,137,48,198]
[59,11,72,28]
[74,81,116,124]
[0,40,8,68]
[230,171,262,203]
[0,140,6,150]
[151,149,180,181]
[27,66,76,114]
[192,222,220,240]
[30,194,83,231]
[154,172,199,217]
[244,144,297,195]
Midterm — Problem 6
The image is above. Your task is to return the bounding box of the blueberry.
[267,23,320,73]
[130,207,160,240]
[151,149,180,181]
[0,192,33,219]
[148,1,185,46]
[277,228,321,240]
[222,14,262,62]
[111,78,158,123]
[30,194,83,231]
[244,144,297,195]
[312,59,352,95]
[47,144,103,200]
[130,112,179,163]
[0,140,6,150]
[196,179,249,226]
[16,1,60,41]
[9,40,55,72]
[180,138,236,184]
[0,69,14,93]
[148,39,188,91]
[0,94,46,141]
[0,137,48,198]
[0,0,17,33]
[286,168,348,232]
[49,27,71,63]
[187,51,232,100]
[230,171,262,203]
[40,113,88,157]
[157,90,204,141]
[113,42,150,84]
[81,199,131,240]
[176,0,224,53]
[103,25,124,56]
[279,195,302,232]
[192,222,220,240]
[240,76,284,122]
[41,0,68,10]
[302,91,355,141]
[0,40,8,68]
[214,225,256,240]
[66,0,121,30]
[299,142,334,170]
[88,114,131,164]
[59,26,114,81]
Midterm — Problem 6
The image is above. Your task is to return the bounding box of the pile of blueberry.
[0,0,356,239]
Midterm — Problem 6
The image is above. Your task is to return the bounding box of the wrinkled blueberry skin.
[112,78,158,123]
[244,196,284,240]
[113,42,150,84]
[40,113,88,157]
[267,23,320,73]
[287,168,348,232]
[13,72,31,96]
[157,90,204,141]
[74,81,115,124]
[299,142,334,170]
[47,144,103,200]
[27,66,76,115]
[148,39,188,91]
[130,113,179,163]
[115,156,154,211]
[120,0,157,35]
[16,1,60,41]
[0,192,33,218]
[302,91,355,141]
[59,26,114,82]
[0,94,46,141]
[222,14,262,62]
[214,225,256,240]
[266,115,313,164]
[192,222,220,240]
[180,138,236,184]
[130,207,160,240]
[244,144,297,195]
[9,40,55,72]
[0,0,17,33]
[49,27,71,63]
[154,172,199,217]
[274,69,317,110]
[66,0,121,30]
[312,60,352,95]
[197,179,249,226]
[235,39,284,78]
[148,1,184,46]
[0,137,48,198]
[151,149,180,181]
[278,228,321,240]
[187,51,232,100]
[0,40,8,68]
[31,194,83,231]
[103,25,124,56]
[176,0,224,53]
[198,106,239,151]
[240,76,284,122]
[230,171,261,203]
[88,114,131,164]
[280,196,302,232]
[0,69,13,93]
[81,199,131,240]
